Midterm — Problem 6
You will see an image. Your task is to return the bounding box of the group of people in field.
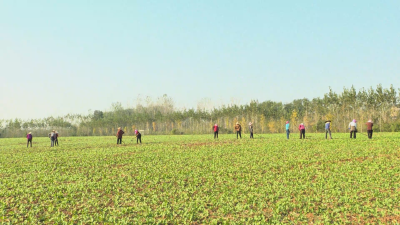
[212,119,374,140]
[116,127,142,145]
[25,130,59,147]
[24,119,375,147]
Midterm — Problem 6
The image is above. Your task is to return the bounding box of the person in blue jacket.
[325,120,332,139]
[285,121,290,139]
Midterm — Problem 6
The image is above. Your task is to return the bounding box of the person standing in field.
[135,130,142,144]
[213,124,219,139]
[299,123,305,139]
[116,127,124,144]
[49,130,56,147]
[55,131,59,146]
[325,120,332,139]
[248,122,254,139]
[285,121,290,139]
[366,119,373,139]
[235,122,242,139]
[349,119,357,139]
[27,132,33,147]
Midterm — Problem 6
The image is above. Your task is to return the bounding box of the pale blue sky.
[1,1,399,120]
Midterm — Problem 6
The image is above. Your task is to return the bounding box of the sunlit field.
[1,133,400,224]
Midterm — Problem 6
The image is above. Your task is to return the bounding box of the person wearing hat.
[116,127,124,144]
[325,120,332,139]
[26,132,33,147]
[366,119,373,139]
[298,123,305,139]
[49,130,56,147]
[285,121,290,139]
[248,122,254,139]
[234,122,242,139]
[135,129,142,144]
[348,119,357,139]
[213,124,219,139]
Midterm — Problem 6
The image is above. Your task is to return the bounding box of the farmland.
[1,133,400,224]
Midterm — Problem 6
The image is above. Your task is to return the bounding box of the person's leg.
[354,132,356,139]
[51,139,54,147]
[27,140,29,147]
[350,131,353,138]
[30,140,32,147]
[216,131,218,138]
[300,131,302,139]
[325,130,328,139]
[239,131,242,139]
[236,131,238,139]
[329,129,332,139]
[140,136,142,143]
[303,130,306,139]
[286,130,289,139]
[137,137,139,144]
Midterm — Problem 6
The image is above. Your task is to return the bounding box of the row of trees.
[1,85,400,138]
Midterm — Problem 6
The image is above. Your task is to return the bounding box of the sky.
[1,0,399,120]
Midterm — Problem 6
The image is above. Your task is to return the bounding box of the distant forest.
[1,84,400,138]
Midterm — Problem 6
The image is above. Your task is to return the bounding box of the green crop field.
[1,133,400,224]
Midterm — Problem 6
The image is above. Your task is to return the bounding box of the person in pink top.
[26,132,33,147]
[135,130,142,144]
[298,123,305,139]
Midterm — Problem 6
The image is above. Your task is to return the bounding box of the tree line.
[1,84,400,138]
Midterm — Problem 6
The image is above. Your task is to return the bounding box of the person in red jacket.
[299,123,305,139]
[116,127,124,144]
[213,124,219,139]
[26,132,33,147]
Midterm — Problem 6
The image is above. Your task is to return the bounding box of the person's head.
[215,124,217,126]
[55,131,58,133]
[29,132,31,134]
[368,119,372,122]
[236,122,239,125]
[118,127,121,130]
[52,130,55,132]
[286,121,289,124]
[300,123,304,125]
[249,122,252,125]
[353,119,356,123]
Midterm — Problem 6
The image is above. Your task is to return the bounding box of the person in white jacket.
[348,119,357,139]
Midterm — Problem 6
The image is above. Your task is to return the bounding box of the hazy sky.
[1,1,399,120]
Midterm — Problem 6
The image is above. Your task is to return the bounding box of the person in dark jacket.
[55,131,59,146]
[299,123,305,139]
[366,120,373,139]
[213,124,219,139]
[116,127,124,144]
[27,132,33,147]
[248,122,254,139]
[234,122,242,139]
[135,130,142,144]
